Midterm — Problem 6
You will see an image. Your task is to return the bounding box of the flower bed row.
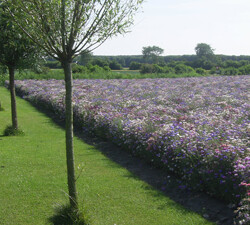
[8,76,249,222]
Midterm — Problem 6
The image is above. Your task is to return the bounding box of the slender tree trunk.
[8,66,18,130]
[62,61,78,210]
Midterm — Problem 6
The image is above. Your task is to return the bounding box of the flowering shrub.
[8,76,249,221]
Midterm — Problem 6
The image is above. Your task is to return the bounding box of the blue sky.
[93,0,250,56]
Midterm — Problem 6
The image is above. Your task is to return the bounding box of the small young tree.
[0,3,40,132]
[5,0,144,210]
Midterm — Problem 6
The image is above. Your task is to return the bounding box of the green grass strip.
[0,87,213,225]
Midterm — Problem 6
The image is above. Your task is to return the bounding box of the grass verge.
[0,86,213,225]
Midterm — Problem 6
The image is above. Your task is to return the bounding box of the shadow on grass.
[19,97,235,225]
[48,205,87,225]
[2,125,25,136]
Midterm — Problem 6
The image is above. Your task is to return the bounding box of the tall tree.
[142,45,164,63]
[0,2,39,132]
[195,43,214,58]
[5,0,144,210]
[194,43,216,69]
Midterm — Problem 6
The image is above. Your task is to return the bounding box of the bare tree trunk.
[8,66,18,130]
[62,61,78,210]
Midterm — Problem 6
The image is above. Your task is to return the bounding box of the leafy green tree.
[142,46,164,63]
[195,68,207,75]
[194,43,217,69]
[140,63,153,74]
[195,43,214,58]
[152,64,164,73]
[224,60,241,68]
[109,61,122,70]
[239,64,250,75]
[5,0,144,210]
[0,2,40,132]
[129,61,141,70]
[194,58,215,70]
[174,64,195,74]
[91,58,110,68]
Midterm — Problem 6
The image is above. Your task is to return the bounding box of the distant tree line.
[44,43,250,76]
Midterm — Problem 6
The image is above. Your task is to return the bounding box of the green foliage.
[90,58,110,68]
[238,64,250,75]
[72,64,88,74]
[152,64,164,73]
[10,68,203,80]
[195,68,207,75]
[87,64,105,73]
[0,65,7,74]
[109,61,122,70]
[49,205,88,225]
[142,46,164,63]
[153,64,175,74]
[224,60,241,68]
[32,65,50,75]
[88,54,250,69]
[0,2,40,71]
[174,64,195,74]
[139,63,200,77]
[129,61,141,70]
[210,67,220,75]
[193,57,215,70]
[77,51,93,66]
[210,66,245,76]
[195,43,214,58]
[45,60,62,69]
[140,64,154,74]
[163,66,175,74]
[89,58,122,70]
[15,69,65,80]
[72,63,112,74]
[222,67,239,75]
[103,66,111,72]
[0,73,7,86]
[3,124,24,136]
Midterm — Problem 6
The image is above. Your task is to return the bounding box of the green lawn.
[0,86,213,225]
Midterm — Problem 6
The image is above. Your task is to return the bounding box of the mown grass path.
[0,86,213,225]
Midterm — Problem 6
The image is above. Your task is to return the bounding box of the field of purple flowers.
[10,75,249,221]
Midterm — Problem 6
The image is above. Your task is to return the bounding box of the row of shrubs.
[71,63,111,74]
[132,62,250,76]
[44,59,250,76]
[210,65,250,75]
[139,63,207,75]
[72,63,208,76]
[72,62,207,76]
[45,59,123,70]
[33,63,111,75]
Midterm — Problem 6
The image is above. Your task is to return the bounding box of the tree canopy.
[0,2,39,70]
[142,45,164,63]
[0,2,40,131]
[195,43,214,58]
[5,0,144,63]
